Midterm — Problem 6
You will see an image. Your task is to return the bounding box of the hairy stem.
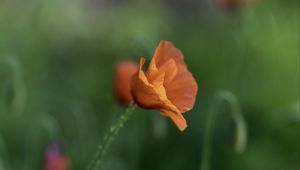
[86,104,137,170]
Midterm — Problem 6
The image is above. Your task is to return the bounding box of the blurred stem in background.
[0,134,10,170]
[200,91,248,170]
[86,104,137,170]
[0,55,26,115]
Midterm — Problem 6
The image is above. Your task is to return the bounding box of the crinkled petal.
[165,70,198,113]
[159,109,187,131]
[147,58,178,85]
[132,58,167,109]
[150,40,185,69]
[132,58,175,111]
[132,58,187,131]
[150,41,198,113]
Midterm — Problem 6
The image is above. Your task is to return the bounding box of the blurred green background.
[0,0,299,169]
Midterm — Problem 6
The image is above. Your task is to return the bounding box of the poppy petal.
[165,70,198,113]
[147,58,178,85]
[133,58,176,111]
[151,40,185,69]
[151,41,198,113]
[132,58,166,109]
[160,109,187,131]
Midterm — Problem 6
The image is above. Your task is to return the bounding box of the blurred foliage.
[0,0,299,170]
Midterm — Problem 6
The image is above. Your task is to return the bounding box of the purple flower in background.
[44,144,69,170]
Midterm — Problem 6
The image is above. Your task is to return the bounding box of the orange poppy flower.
[114,61,138,106]
[131,40,198,131]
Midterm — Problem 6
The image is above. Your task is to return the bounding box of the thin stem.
[0,55,26,114]
[0,134,10,170]
[200,91,248,170]
[86,104,137,170]
[200,103,217,170]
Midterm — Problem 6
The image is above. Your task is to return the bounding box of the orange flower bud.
[131,41,198,131]
[114,61,138,106]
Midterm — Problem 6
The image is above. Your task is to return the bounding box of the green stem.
[200,91,247,170]
[86,104,137,170]
[0,134,10,170]
[200,102,217,170]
